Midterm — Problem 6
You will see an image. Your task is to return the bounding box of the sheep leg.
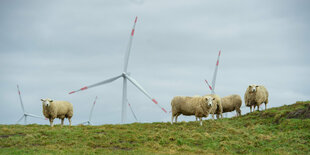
[250,106,252,113]
[171,115,174,124]
[265,103,267,110]
[216,114,219,119]
[220,107,223,118]
[68,118,72,126]
[236,108,241,116]
[49,118,54,127]
[175,115,178,123]
[199,117,202,126]
[61,119,64,127]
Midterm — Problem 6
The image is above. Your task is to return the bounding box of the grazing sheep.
[204,94,223,120]
[244,84,269,112]
[171,96,214,126]
[41,98,73,127]
[215,94,242,118]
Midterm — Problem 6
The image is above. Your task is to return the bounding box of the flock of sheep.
[171,84,269,126]
[40,84,268,127]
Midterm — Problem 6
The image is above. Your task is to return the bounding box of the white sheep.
[41,98,73,127]
[244,84,269,112]
[171,96,214,126]
[204,94,223,120]
[215,94,242,118]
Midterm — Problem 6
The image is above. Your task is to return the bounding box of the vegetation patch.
[287,103,310,119]
[0,101,309,154]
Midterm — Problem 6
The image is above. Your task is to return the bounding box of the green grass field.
[1,101,310,154]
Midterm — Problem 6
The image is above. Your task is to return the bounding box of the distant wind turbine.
[205,51,229,117]
[205,50,221,94]
[69,17,167,123]
[16,85,44,124]
[79,96,98,125]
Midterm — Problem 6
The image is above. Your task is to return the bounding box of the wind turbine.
[80,96,98,125]
[16,85,44,124]
[205,50,221,94]
[69,17,167,123]
[204,50,228,117]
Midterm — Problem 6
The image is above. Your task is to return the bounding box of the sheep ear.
[256,85,259,87]
[213,98,215,100]
[41,99,44,101]
[50,100,53,102]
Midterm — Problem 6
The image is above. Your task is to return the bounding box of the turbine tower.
[69,17,167,123]
[16,85,44,124]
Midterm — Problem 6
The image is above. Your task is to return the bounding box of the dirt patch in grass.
[287,104,310,119]
[92,145,132,151]
[95,131,106,135]
[0,133,25,138]
[112,146,132,151]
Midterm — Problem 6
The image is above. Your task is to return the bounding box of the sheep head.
[249,84,259,93]
[41,98,53,107]
[204,96,215,108]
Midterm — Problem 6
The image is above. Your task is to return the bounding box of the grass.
[1,101,310,154]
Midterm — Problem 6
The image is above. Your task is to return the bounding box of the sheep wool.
[41,98,73,127]
[204,94,223,120]
[171,96,213,126]
[217,94,242,117]
[244,84,269,112]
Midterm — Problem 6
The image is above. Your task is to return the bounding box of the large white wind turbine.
[69,17,167,123]
[205,50,221,94]
[16,85,44,124]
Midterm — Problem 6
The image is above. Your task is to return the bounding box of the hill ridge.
[1,101,309,154]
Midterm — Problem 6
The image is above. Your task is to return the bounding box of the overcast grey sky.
[0,0,309,125]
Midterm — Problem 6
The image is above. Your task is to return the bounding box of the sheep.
[215,94,242,118]
[204,94,223,120]
[41,98,73,127]
[171,96,215,126]
[244,84,269,112]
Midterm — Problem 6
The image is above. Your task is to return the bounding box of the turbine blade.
[127,99,138,121]
[17,85,25,113]
[69,74,122,94]
[125,74,167,113]
[123,16,138,72]
[78,121,88,125]
[205,79,213,91]
[211,50,221,94]
[89,96,97,122]
[26,113,44,119]
[16,115,24,124]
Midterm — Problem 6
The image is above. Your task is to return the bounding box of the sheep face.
[204,96,215,107]
[41,98,53,107]
[249,84,259,93]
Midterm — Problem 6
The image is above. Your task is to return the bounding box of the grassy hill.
[1,101,310,154]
